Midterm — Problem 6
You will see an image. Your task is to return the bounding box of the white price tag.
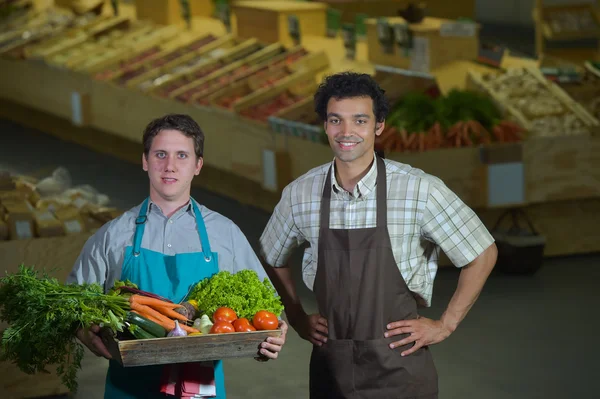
[440,22,476,37]
[262,149,277,192]
[15,221,33,239]
[410,37,430,73]
[64,220,83,234]
[487,162,525,207]
[71,91,83,126]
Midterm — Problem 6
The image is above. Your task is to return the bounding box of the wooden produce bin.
[101,328,283,367]
[123,34,237,91]
[0,232,93,399]
[99,33,220,85]
[365,17,479,73]
[467,67,599,138]
[149,38,265,98]
[268,97,327,144]
[233,73,319,125]
[232,1,327,48]
[134,0,184,26]
[185,45,308,105]
[168,42,288,102]
[208,50,327,110]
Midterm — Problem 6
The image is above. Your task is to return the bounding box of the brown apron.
[309,156,438,399]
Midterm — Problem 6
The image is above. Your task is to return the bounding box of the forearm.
[262,261,306,318]
[440,243,497,332]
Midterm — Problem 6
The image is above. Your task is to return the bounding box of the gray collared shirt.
[67,198,269,292]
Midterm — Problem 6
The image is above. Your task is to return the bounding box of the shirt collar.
[148,198,195,219]
[330,154,378,199]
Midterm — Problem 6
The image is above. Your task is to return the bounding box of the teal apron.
[104,198,226,398]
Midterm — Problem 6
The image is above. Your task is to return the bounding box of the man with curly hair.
[259,72,497,398]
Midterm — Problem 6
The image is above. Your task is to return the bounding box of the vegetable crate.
[148,38,265,98]
[166,42,287,102]
[268,97,328,144]
[187,46,310,106]
[100,327,283,367]
[233,71,319,125]
[537,2,600,42]
[92,32,218,82]
[208,50,327,110]
[121,34,237,90]
[467,67,600,138]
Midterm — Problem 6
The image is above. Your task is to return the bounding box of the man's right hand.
[292,312,329,346]
[76,324,112,359]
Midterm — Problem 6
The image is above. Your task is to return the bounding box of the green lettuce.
[187,270,284,320]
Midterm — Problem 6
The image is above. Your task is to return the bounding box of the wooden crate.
[365,17,479,73]
[232,1,327,48]
[100,328,283,367]
[123,34,236,90]
[268,96,327,144]
[149,38,265,98]
[538,2,600,42]
[134,0,183,26]
[104,34,220,85]
[207,51,327,110]
[233,72,319,126]
[467,67,600,138]
[91,31,217,81]
[168,42,287,102]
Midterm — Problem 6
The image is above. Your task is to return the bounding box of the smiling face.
[142,129,202,204]
[325,96,385,165]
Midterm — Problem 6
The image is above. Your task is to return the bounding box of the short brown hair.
[142,114,204,158]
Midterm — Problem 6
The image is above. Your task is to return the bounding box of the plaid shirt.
[259,156,494,307]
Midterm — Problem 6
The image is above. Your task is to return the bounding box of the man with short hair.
[68,114,288,399]
[259,72,497,398]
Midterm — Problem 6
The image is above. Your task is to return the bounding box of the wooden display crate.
[268,97,327,144]
[134,0,183,26]
[232,1,327,48]
[168,42,287,102]
[188,46,310,106]
[234,72,319,125]
[467,67,599,138]
[365,17,479,73]
[91,32,218,82]
[149,38,265,98]
[103,34,220,85]
[100,328,283,367]
[123,34,237,90]
[538,3,600,42]
[208,51,327,110]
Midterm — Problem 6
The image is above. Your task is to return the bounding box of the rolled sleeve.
[420,182,494,267]
[66,226,109,287]
[259,185,304,267]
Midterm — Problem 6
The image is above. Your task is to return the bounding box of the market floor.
[1,120,598,399]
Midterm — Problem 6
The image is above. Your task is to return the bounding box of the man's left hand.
[256,320,288,361]
[384,317,452,357]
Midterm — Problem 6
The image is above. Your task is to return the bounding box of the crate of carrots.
[268,96,327,144]
[375,89,526,154]
[0,266,284,392]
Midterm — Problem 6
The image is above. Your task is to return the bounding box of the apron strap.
[133,197,150,256]
[320,155,388,229]
[191,199,213,262]
[375,155,387,228]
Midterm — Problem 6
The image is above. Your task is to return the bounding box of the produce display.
[556,68,600,121]
[477,68,597,137]
[545,7,599,35]
[375,90,524,153]
[239,91,309,123]
[0,267,283,392]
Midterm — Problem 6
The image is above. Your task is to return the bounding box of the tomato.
[233,318,257,332]
[252,310,279,331]
[213,307,238,323]
[209,321,235,334]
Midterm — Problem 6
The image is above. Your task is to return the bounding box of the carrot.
[418,132,425,152]
[431,122,443,146]
[130,294,182,309]
[153,305,189,322]
[492,125,504,142]
[131,302,199,334]
[399,129,408,147]
[394,136,404,152]
[405,132,417,149]
[132,310,165,326]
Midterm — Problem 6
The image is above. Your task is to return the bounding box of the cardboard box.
[54,205,87,235]
[33,210,65,238]
[3,201,35,240]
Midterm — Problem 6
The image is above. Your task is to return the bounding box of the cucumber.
[126,312,167,338]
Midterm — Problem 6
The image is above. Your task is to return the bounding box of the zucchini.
[125,312,167,338]
[130,324,156,340]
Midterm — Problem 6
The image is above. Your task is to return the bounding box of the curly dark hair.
[314,72,390,123]
[142,114,204,159]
